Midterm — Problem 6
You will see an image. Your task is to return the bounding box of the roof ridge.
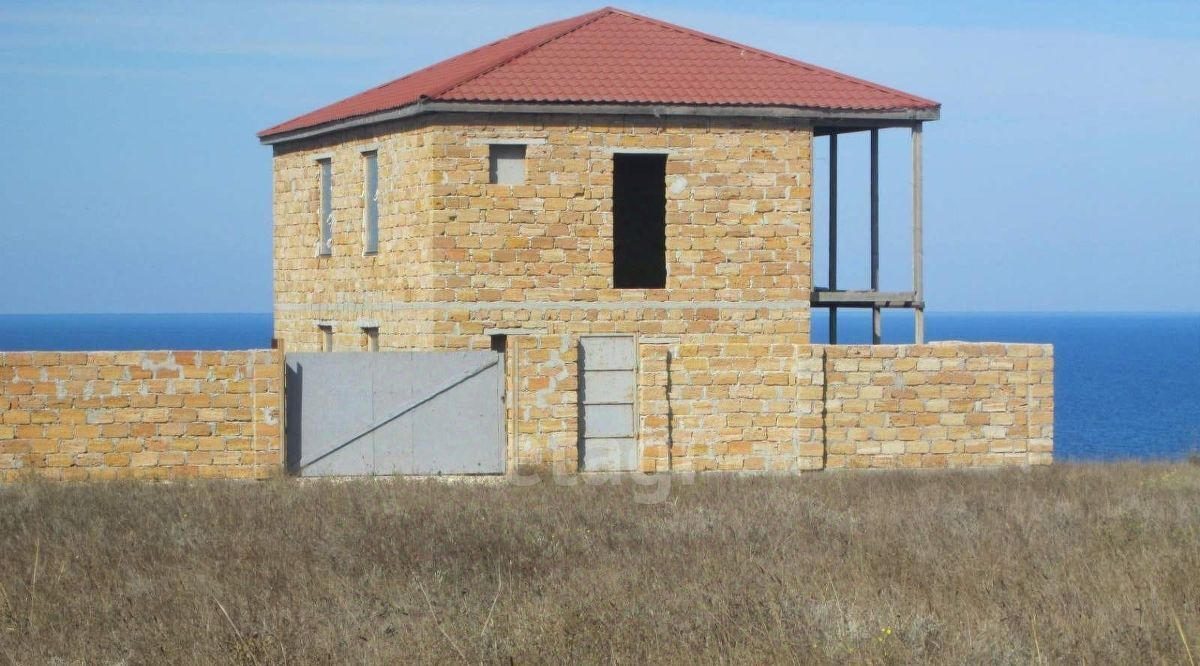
[428,7,615,101]
[604,6,938,109]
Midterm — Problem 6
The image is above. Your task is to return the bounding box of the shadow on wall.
[285,362,302,474]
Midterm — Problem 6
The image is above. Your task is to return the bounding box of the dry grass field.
[1,463,1197,664]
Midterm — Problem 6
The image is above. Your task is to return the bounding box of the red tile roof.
[259,7,938,140]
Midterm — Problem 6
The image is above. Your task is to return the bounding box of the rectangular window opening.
[318,158,333,256]
[363,327,379,352]
[612,153,667,289]
[319,325,333,352]
[363,151,379,254]
[489,144,526,185]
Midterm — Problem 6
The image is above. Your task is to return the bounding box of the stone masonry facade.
[0,351,282,481]
[271,113,811,352]
[267,113,1053,475]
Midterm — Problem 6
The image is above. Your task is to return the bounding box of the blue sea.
[0,312,1196,462]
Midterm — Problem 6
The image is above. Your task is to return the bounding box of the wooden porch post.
[870,129,881,344]
[912,123,925,344]
[828,134,838,344]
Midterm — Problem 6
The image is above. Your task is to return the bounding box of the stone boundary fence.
[0,351,282,481]
[0,342,1051,481]
[820,343,1053,470]
[514,339,1053,474]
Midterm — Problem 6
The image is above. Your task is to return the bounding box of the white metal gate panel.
[285,351,504,476]
[579,336,638,471]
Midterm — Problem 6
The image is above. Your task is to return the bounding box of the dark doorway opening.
[613,153,667,288]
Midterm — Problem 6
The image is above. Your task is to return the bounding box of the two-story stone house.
[260,7,1052,475]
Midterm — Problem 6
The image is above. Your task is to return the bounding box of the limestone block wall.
[271,113,813,353]
[656,341,825,473]
[0,351,282,481]
[509,335,578,474]
[0,343,1052,481]
[821,343,1054,469]
[510,338,1052,475]
[507,334,830,475]
[637,343,671,472]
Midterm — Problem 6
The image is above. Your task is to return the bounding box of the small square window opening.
[488,144,526,185]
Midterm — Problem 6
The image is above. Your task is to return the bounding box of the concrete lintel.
[279,299,813,313]
[812,290,919,308]
[466,138,548,146]
[608,148,672,155]
[484,327,546,336]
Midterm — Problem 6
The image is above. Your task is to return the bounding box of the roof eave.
[258,100,940,147]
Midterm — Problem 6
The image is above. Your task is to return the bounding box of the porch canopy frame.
[813,121,925,344]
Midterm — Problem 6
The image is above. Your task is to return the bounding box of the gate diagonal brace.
[300,358,499,471]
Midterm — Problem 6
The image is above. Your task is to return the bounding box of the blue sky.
[1,0,1197,313]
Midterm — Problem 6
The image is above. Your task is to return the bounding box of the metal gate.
[579,336,638,471]
[285,351,505,476]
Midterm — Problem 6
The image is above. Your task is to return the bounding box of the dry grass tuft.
[1,463,1198,664]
